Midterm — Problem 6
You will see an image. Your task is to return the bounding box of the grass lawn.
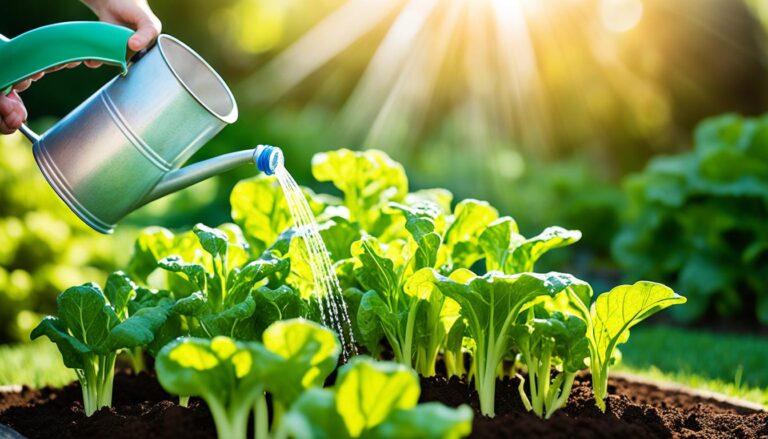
[617,325,768,407]
[1,325,766,408]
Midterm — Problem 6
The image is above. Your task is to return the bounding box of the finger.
[0,104,25,132]
[7,91,27,126]
[84,60,104,69]
[65,62,81,69]
[29,72,45,81]
[13,79,32,92]
[128,14,162,52]
[0,94,16,118]
[0,119,16,135]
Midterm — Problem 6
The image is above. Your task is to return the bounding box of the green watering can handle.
[0,22,134,95]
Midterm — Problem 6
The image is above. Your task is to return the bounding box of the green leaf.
[312,149,408,235]
[368,403,473,439]
[127,226,199,283]
[155,336,275,408]
[247,285,308,340]
[480,221,581,274]
[172,292,207,317]
[199,295,257,338]
[106,304,171,351]
[280,389,350,439]
[104,271,136,319]
[262,319,341,406]
[157,256,206,291]
[193,224,229,259]
[334,357,420,437]
[230,175,293,256]
[57,283,117,349]
[427,271,574,416]
[588,281,686,410]
[357,290,397,356]
[479,217,522,272]
[444,199,499,269]
[506,227,581,273]
[30,317,90,369]
[318,217,362,262]
[228,255,289,305]
[352,237,400,301]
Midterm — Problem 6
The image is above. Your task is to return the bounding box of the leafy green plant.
[571,282,686,411]
[278,356,473,439]
[31,274,171,415]
[511,310,589,418]
[157,335,278,439]
[421,269,575,416]
[157,318,340,439]
[614,114,768,325]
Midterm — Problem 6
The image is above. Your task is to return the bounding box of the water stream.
[274,164,358,359]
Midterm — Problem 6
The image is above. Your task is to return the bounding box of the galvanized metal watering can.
[0,22,283,233]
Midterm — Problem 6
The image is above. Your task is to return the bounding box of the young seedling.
[156,336,277,439]
[31,275,171,415]
[164,224,289,340]
[511,311,589,418]
[423,269,575,417]
[571,281,686,411]
[156,319,340,439]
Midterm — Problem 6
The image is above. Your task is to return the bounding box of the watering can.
[0,22,283,233]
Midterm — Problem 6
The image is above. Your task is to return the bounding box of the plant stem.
[402,301,419,368]
[128,347,145,374]
[179,395,190,407]
[254,393,269,439]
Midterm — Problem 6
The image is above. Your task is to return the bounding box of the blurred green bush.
[0,134,131,342]
[614,114,768,325]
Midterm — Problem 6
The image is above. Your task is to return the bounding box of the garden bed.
[1,370,765,439]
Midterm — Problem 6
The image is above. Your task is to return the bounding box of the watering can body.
[0,23,282,233]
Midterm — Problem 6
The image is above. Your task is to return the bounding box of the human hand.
[1,0,161,134]
[81,0,162,67]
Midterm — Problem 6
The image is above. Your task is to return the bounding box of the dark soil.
[1,370,766,439]
[419,374,768,439]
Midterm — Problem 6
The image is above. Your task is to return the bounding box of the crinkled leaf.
[478,217,523,272]
[357,291,395,355]
[172,292,207,317]
[312,149,407,235]
[352,237,399,301]
[506,227,581,273]
[227,255,289,305]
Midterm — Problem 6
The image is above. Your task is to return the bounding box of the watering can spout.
[139,145,284,207]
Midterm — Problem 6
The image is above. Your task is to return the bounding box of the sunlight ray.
[337,0,441,143]
[243,0,401,104]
